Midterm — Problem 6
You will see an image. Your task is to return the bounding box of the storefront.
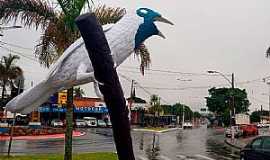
[38,97,109,125]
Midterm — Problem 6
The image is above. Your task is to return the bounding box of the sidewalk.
[225,136,256,149]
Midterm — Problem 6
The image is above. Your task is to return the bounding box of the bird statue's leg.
[76,63,92,80]
[93,80,104,100]
[76,13,135,160]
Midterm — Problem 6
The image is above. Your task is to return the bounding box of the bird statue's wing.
[47,24,115,80]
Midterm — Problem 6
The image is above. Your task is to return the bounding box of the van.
[83,117,97,127]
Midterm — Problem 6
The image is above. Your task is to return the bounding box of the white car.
[183,122,193,129]
[97,120,107,127]
[106,121,112,127]
[83,117,97,127]
[257,123,265,128]
[51,119,63,127]
[75,119,87,128]
[225,126,243,138]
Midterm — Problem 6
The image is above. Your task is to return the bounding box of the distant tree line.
[206,87,250,126]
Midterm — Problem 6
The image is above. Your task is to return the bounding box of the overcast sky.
[1,0,270,112]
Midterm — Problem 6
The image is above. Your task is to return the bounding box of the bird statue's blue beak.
[154,16,174,39]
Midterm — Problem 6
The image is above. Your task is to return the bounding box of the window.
[262,137,270,152]
[251,138,262,150]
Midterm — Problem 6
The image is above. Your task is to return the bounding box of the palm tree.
[74,87,85,98]
[0,1,150,159]
[150,95,162,127]
[0,54,22,106]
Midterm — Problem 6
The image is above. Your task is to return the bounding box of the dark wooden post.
[64,87,73,160]
[75,13,135,160]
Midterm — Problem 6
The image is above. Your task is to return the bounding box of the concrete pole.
[7,79,21,157]
[231,73,235,142]
[182,105,185,129]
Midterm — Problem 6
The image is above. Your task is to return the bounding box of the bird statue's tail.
[6,80,56,114]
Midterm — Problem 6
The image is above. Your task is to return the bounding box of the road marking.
[137,155,148,160]
[159,155,172,160]
[194,154,215,160]
[176,154,187,159]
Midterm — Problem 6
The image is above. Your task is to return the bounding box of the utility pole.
[129,80,135,122]
[207,70,235,141]
[231,73,235,142]
[267,82,270,131]
[261,105,263,124]
[7,79,21,157]
[231,73,235,126]
[182,105,185,129]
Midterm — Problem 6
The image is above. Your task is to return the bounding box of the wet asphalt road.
[0,126,240,160]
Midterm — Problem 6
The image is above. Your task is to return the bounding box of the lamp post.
[176,78,192,128]
[262,78,270,131]
[207,70,235,140]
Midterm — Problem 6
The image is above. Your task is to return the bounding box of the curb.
[0,131,85,141]
[224,139,242,150]
[133,128,182,133]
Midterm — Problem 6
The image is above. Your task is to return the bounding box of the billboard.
[235,114,250,125]
[58,91,67,105]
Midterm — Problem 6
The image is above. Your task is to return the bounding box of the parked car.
[225,126,243,138]
[240,136,270,160]
[257,123,265,128]
[75,119,87,128]
[83,117,97,127]
[51,119,63,127]
[106,121,112,127]
[240,125,259,137]
[97,119,107,127]
[183,122,193,129]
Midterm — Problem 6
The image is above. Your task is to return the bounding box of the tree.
[161,103,194,122]
[0,1,151,159]
[149,95,162,126]
[250,110,269,123]
[0,54,23,109]
[73,87,85,98]
[193,111,201,118]
[206,87,250,126]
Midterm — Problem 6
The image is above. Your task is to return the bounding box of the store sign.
[74,106,108,113]
[58,91,67,105]
[38,106,108,113]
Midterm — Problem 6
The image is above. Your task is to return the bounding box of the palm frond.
[135,44,151,75]
[35,14,80,67]
[0,0,56,29]
[57,0,90,29]
[94,5,126,25]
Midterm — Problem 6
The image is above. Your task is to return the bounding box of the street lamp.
[207,70,235,141]
[207,71,235,115]
[176,78,192,82]
[176,78,192,128]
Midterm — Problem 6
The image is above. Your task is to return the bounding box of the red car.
[240,124,259,137]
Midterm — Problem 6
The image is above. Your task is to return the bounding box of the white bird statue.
[6,8,173,114]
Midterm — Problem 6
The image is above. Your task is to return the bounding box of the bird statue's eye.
[140,9,148,15]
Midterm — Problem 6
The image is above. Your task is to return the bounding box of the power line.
[249,96,269,105]
[0,41,33,51]
[0,45,38,62]
[119,73,170,104]
[121,66,218,76]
